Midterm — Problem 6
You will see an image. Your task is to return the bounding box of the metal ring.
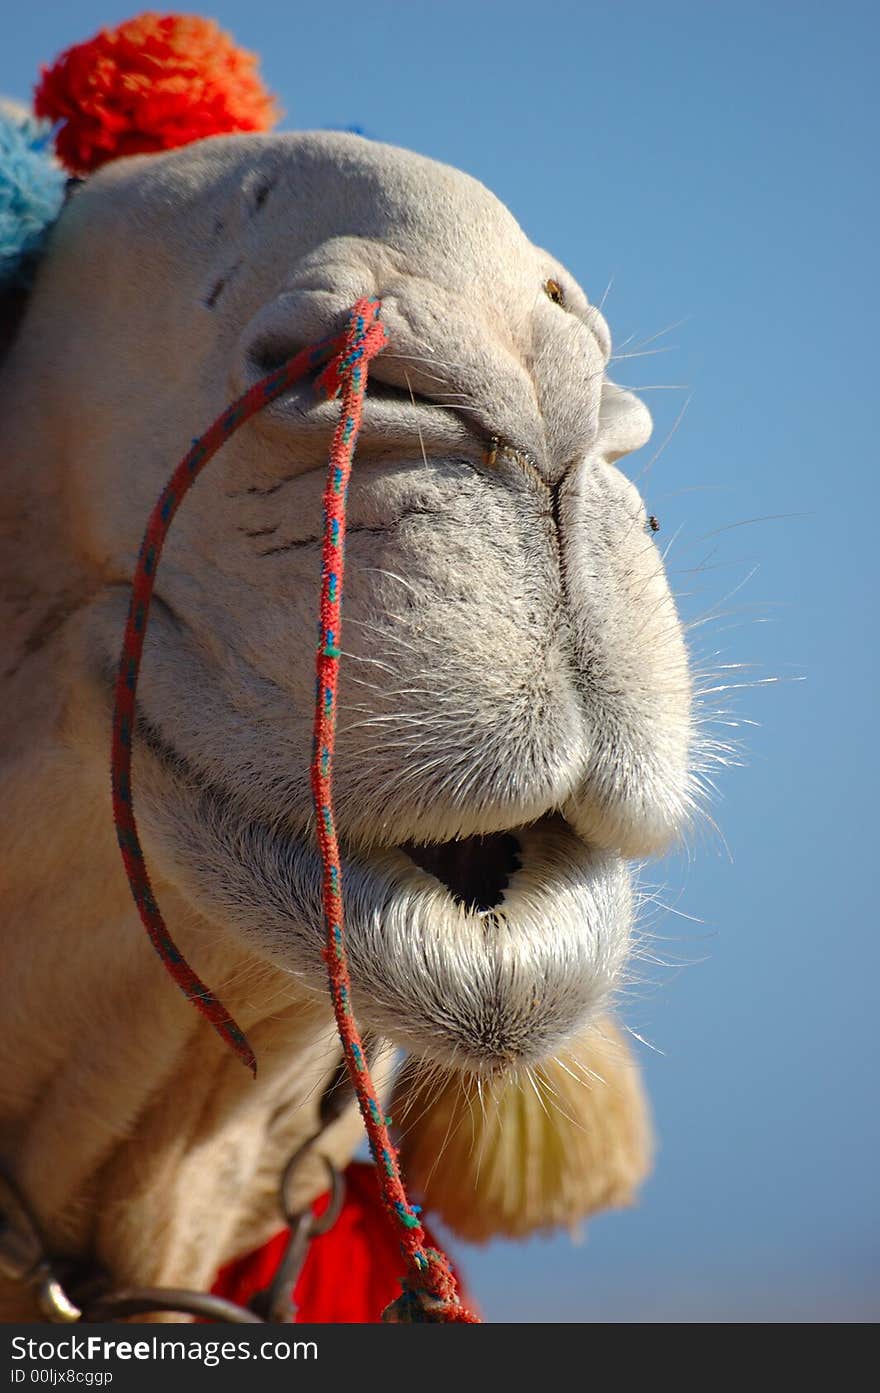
[84,1287,264,1324]
[37,1275,82,1323]
[279,1146,344,1232]
[307,1160,345,1236]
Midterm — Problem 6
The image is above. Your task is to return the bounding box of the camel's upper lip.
[136,702,541,914]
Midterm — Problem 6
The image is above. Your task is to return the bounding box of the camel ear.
[391,1017,653,1243]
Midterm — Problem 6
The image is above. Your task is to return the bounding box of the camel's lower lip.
[328,817,632,1069]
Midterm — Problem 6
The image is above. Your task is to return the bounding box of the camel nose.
[235,286,545,472]
[235,266,607,487]
[375,279,611,487]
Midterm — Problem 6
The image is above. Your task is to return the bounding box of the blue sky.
[4,1,877,1321]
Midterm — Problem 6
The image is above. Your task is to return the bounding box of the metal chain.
[0,1055,363,1323]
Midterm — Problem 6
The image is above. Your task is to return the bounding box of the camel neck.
[0,728,360,1320]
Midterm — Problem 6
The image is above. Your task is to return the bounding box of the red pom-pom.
[34,12,280,175]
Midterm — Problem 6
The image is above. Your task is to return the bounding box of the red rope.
[310,302,478,1322]
[110,298,478,1322]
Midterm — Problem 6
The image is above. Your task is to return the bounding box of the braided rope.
[310,303,478,1323]
[110,298,477,1322]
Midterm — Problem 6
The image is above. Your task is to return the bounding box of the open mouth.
[135,722,633,1069]
[400,832,522,912]
[327,815,632,1068]
[94,586,634,1073]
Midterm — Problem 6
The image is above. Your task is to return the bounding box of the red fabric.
[211,1163,470,1324]
[35,12,279,173]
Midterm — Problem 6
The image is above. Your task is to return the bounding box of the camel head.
[2,129,691,1079]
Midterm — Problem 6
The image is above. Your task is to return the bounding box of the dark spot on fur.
[23,597,79,656]
[238,524,279,538]
[5,592,87,679]
[254,506,449,556]
[252,176,277,213]
[259,537,320,556]
[204,259,243,310]
[237,477,295,497]
[549,478,564,538]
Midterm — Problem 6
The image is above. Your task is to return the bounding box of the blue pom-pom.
[323,124,373,139]
[0,106,66,289]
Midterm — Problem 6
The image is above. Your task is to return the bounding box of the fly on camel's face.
[8,129,692,1074]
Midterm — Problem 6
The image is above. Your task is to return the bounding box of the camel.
[0,128,692,1321]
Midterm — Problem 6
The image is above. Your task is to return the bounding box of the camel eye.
[544,277,565,306]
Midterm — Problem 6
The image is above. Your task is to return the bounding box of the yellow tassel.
[391,1017,652,1243]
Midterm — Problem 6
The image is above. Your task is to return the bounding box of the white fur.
[0,132,691,1306]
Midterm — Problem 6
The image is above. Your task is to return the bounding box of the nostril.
[235,290,361,390]
[247,332,310,377]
